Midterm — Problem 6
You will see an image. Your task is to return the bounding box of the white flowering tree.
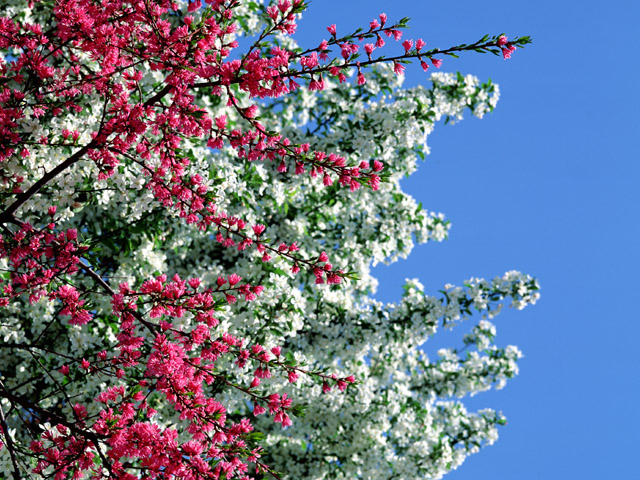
[0,0,536,479]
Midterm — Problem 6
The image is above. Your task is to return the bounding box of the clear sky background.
[294,1,639,479]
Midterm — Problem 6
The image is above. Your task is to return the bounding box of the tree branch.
[0,142,95,225]
[0,380,113,475]
[0,400,22,480]
[0,81,174,226]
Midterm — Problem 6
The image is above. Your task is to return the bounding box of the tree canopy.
[0,1,536,478]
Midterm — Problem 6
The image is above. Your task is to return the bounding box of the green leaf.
[291,403,307,418]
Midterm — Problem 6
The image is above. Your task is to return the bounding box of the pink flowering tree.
[0,0,535,478]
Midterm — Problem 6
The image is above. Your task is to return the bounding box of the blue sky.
[295,1,639,478]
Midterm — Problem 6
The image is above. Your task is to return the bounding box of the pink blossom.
[187,0,201,13]
[244,105,259,118]
[288,370,299,383]
[252,224,266,236]
[215,114,227,129]
[308,78,324,91]
[253,285,264,295]
[72,403,87,420]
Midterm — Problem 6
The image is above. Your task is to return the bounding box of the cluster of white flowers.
[0,2,538,478]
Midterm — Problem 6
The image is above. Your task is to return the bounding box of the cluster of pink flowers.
[0,216,93,325]
[498,35,518,59]
[22,267,354,478]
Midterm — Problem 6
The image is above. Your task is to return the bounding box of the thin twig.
[0,400,22,480]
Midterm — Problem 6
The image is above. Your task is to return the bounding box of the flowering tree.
[0,0,537,479]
